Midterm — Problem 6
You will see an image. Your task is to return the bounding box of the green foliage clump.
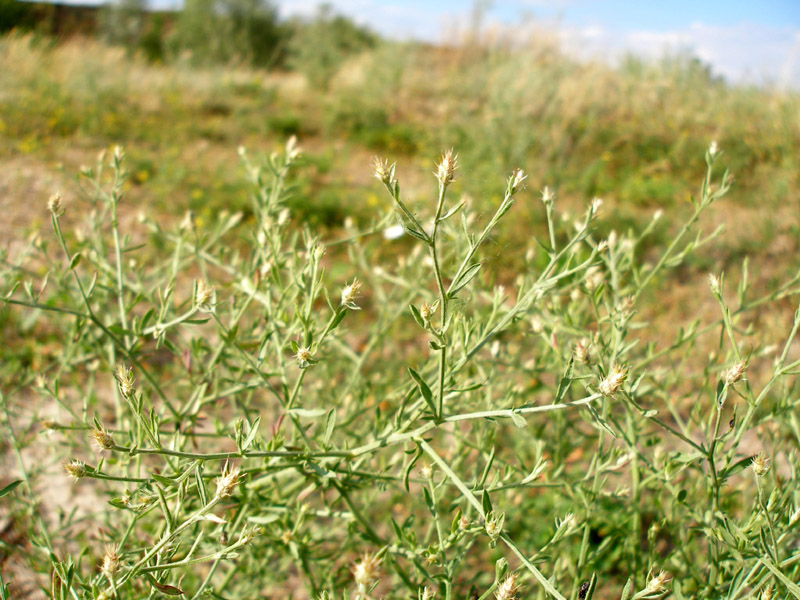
[169,0,284,66]
[285,4,378,89]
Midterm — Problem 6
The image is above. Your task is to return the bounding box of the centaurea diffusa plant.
[1,139,799,600]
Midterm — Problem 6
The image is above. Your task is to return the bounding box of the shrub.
[285,5,377,89]
[2,141,799,599]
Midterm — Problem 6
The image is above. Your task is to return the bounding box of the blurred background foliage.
[0,0,798,272]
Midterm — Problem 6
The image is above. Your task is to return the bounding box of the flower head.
[371,156,395,185]
[340,278,363,310]
[295,345,314,368]
[48,192,63,215]
[352,552,381,590]
[114,365,135,399]
[484,511,505,543]
[495,573,520,600]
[574,339,590,364]
[509,168,526,193]
[599,364,628,397]
[420,301,438,322]
[709,141,719,156]
[645,570,671,594]
[541,186,555,205]
[215,462,241,498]
[101,545,120,578]
[751,452,769,477]
[435,149,458,186]
[724,361,747,385]
[708,273,721,296]
[91,427,115,451]
[64,459,87,480]
[195,280,216,312]
[590,197,603,217]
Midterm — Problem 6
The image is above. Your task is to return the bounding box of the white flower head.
[599,364,628,397]
[340,278,363,310]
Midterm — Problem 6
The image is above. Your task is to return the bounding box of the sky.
[274,0,800,88]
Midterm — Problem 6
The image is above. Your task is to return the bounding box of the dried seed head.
[340,278,363,310]
[64,459,87,480]
[645,570,671,594]
[708,273,721,295]
[48,192,63,215]
[371,156,394,185]
[112,145,125,165]
[435,149,458,186]
[295,346,314,368]
[760,585,773,600]
[590,197,603,217]
[91,427,115,451]
[724,361,747,385]
[352,552,381,589]
[495,573,520,600]
[420,463,433,479]
[751,452,769,477]
[114,364,135,399]
[215,462,241,498]
[599,364,628,397]
[458,514,470,530]
[101,545,120,578]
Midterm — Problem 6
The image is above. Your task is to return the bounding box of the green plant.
[2,140,800,600]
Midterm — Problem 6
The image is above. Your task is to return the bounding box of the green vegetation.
[1,21,799,600]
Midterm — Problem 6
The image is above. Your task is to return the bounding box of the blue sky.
[275,0,800,87]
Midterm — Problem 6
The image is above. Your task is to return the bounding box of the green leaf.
[509,411,526,428]
[329,309,347,332]
[247,514,281,525]
[408,367,436,414]
[323,409,336,446]
[0,481,22,499]
[481,489,493,515]
[69,253,82,270]
[289,408,327,418]
[620,577,632,600]
[409,304,425,328]
[152,473,179,488]
[241,416,261,451]
[439,200,465,221]
[760,558,800,599]
[448,262,482,297]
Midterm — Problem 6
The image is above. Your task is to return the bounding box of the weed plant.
[1,139,800,600]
